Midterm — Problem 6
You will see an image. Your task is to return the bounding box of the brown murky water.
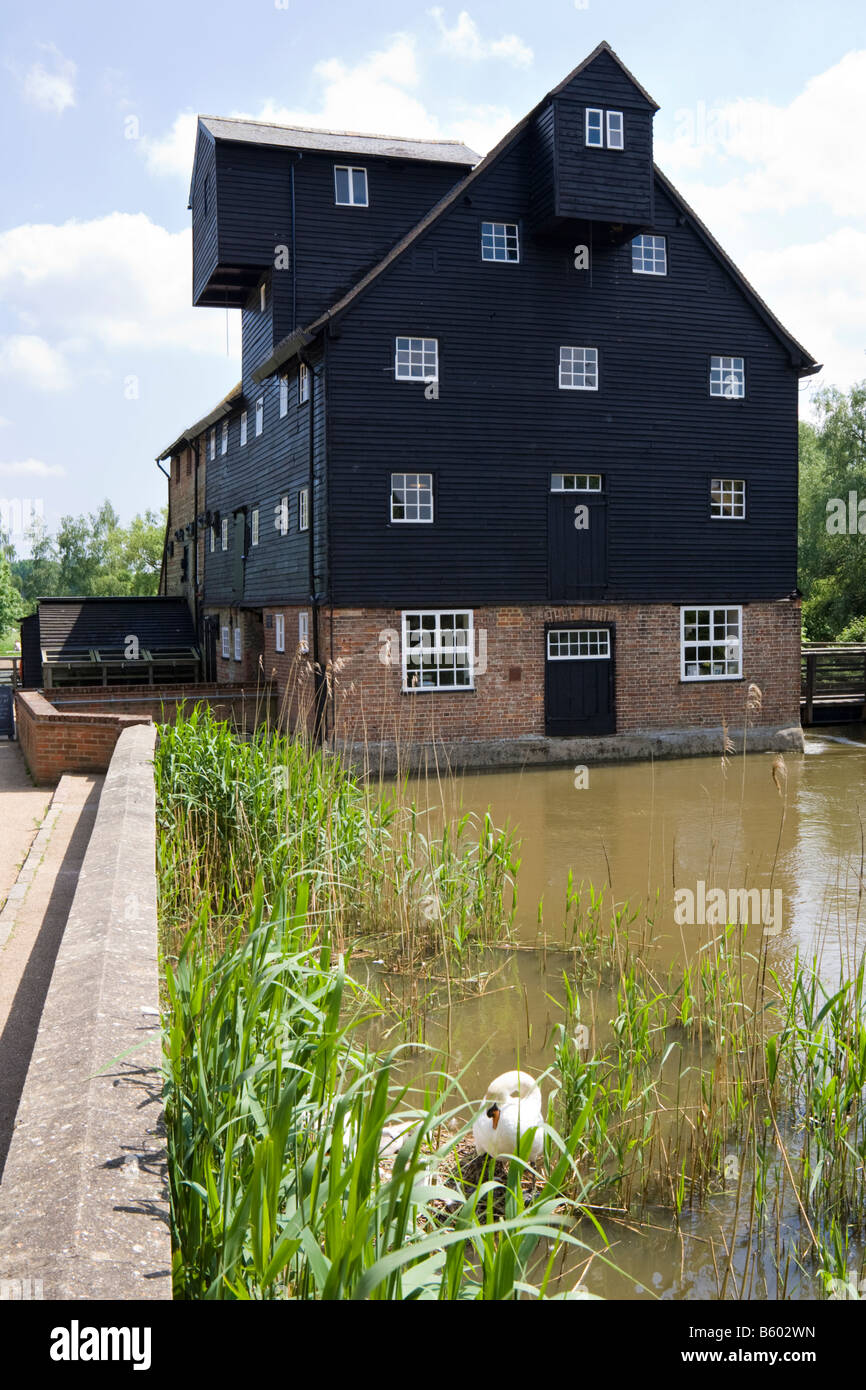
[366,728,866,1299]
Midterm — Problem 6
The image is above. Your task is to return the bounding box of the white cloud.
[428,10,532,67]
[0,458,65,477]
[0,336,71,391]
[0,215,236,391]
[0,416,9,428]
[22,43,76,115]
[141,111,199,179]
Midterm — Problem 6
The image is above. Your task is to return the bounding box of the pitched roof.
[35,597,198,662]
[550,39,659,110]
[254,41,818,381]
[198,115,481,166]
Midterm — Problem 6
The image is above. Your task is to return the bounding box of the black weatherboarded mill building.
[158,41,818,763]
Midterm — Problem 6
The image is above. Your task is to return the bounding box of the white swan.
[472,1070,544,1162]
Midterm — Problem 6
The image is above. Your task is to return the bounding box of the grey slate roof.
[36,597,199,662]
[198,116,480,166]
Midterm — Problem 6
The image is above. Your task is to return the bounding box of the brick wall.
[163,435,206,614]
[261,605,317,732]
[270,600,802,744]
[206,607,266,686]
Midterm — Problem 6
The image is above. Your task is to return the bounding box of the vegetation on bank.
[156,710,866,1300]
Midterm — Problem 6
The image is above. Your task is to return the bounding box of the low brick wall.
[16,684,276,785]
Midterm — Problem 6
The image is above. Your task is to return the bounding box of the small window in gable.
[481,222,519,263]
[335,166,368,206]
[710,356,745,399]
[632,234,667,275]
[606,111,624,149]
[395,337,438,382]
[585,108,604,147]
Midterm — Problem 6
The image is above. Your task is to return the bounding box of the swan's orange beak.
[486,1103,500,1130]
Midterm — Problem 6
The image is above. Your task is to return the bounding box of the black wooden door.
[0,684,14,739]
[202,617,218,682]
[548,493,607,599]
[545,625,615,735]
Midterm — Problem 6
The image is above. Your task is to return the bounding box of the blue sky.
[0,0,864,545]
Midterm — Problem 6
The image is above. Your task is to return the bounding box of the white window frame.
[221,626,230,659]
[710,356,745,399]
[221,518,228,550]
[274,613,285,653]
[395,336,438,382]
[334,165,368,207]
[298,611,310,654]
[279,495,289,537]
[481,222,520,263]
[208,427,216,461]
[606,110,624,149]
[559,346,598,391]
[632,234,667,276]
[585,108,604,147]
[710,478,746,521]
[547,628,611,660]
[279,375,288,418]
[234,626,242,662]
[221,419,228,454]
[680,606,743,682]
[251,507,260,545]
[298,487,309,532]
[255,396,264,436]
[550,473,603,492]
[240,410,248,446]
[391,472,434,523]
[401,610,474,692]
[298,363,310,404]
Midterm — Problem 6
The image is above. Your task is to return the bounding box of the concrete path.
[0,741,53,911]
[0,773,102,1180]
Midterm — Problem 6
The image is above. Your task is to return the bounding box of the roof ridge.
[201,114,472,146]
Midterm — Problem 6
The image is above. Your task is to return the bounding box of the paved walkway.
[0,742,52,910]
[0,772,102,1179]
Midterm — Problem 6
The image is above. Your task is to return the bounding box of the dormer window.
[335,166,368,207]
[586,107,624,149]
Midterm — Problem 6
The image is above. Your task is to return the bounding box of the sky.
[0,0,864,545]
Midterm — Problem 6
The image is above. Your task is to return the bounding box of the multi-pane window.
[274,613,285,653]
[298,611,310,654]
[481,222,519,262]
[606,111,624,149]
[240,410,248,446]
[395,336,438,381]
[547,628,611,659]
[550,473,602,492]
[234,626,242,662]
[681,606,742,680]
[279,495,289,537]
[391,472,433,522]
[221,626,230,659]
[279,375,288,417]
[298,487,309,532]
[402,610,474,691]
[632,234,667,275]
[585,108,604,146]
[221,420,228,454]
[221,518,228,550]
[299,363,310,404]
[710,356,745,398]
[208,427,216,461]
[334,166,368,206]
[251,507,260,545]
[559,346,598,391]
[711,478,746,519]
[255,397,264,436]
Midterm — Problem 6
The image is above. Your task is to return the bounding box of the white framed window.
[298,487,309,532]
[585,108,604,147]
[221,626,230,659]
[710,356,745,399]
[208,427,216,461]
[279,375,288,417]
[279,495,289,537]
[632,234,667,275]
[210,525,216,552]
[559,346,598,391]
[711,478,746,520]
[335,166,368,206]
[681,606,742,681]
[298,611,310,654]
[551,473,602,492]
[547,628,611,660]
[298,363,310,404]
[251,507,260,545]
[260,283,266,313]
[234,626,242,662]
[402,610,474,691]
[606,111,624,149]
[391,472,433,522]
[221,420,228,454]
[255,396,264,436]
[395,336,438,382]
[240,410,248,446]
[274,613,285,653]
[481,222,519,263]
[221,518,228,550]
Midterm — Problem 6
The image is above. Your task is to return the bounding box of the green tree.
[799,382,866,640]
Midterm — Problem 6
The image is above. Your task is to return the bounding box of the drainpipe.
[192,436,201,637]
